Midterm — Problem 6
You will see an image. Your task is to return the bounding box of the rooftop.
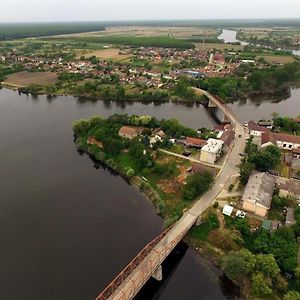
[186,137,206,147]
[242,172,276,209]
[119,126,143,137]
[248,120,270,133]
[201,138,224,154]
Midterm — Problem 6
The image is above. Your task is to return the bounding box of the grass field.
[195,42,244,51]
[256,55,296,64]
[79,48,132,60]
[4,71,58,86]
[43,35,195,49]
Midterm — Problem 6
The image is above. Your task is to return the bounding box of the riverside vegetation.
[72,114,214,225]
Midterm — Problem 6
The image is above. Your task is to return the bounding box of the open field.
[43,35,195,49]
[79,48,133,60]
[195,42,244,51]
[67,26,220,39]
[3,71,58,86]
[256,55,296,64]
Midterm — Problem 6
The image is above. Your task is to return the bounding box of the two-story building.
[200,138,224,164]
[242,172,276,217]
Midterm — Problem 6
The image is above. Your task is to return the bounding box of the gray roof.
[242,172,276,208]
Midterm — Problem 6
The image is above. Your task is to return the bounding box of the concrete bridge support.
[152,265,163,281]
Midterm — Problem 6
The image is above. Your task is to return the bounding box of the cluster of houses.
[247,119,300,180]
[133,47,208,63]
[237,120,300,220]
[117,122,236,165]
[0,43,244,88]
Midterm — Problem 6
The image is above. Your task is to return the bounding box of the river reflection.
[0,86,299,299]
[0,88,235,300]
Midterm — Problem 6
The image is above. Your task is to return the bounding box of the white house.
[261,132,300,151]
[200,138,224,164]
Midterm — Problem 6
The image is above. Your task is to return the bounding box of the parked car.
[236,210,246,219]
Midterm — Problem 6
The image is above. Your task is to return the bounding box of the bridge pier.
[195,216,202,226]
[152,265,163,281]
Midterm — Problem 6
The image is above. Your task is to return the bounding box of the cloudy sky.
[0,0,299,22]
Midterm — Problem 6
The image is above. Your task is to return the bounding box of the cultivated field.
[79,48,132,60]
[195,42,244,51]
[256,55,296,64]
[60,26,219,39]
[3,71,58,86]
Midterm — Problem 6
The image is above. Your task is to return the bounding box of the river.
[0,87,299,299]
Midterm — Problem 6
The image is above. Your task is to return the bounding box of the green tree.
[240,161,255,185]
[251,273,272,297]
[72,119,91,136]
[182,172,213,201]
[284,291,300,300]
[255,254,280,279]
[222,249,256,281]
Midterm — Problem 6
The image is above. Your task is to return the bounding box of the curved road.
[96,88,248,300]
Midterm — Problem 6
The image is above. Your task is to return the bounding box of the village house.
[118,126,144,140]
[87,137,104,149]
[291,159,300,180]
[248,120,270,136]
[200,138,224,164]
[292,147,300,159]
[261,132,300,151]
[185,137,206,149]
[242,172,276,217]
[258,120,274,129]
[220,129,235,153]
[278,180,300,201]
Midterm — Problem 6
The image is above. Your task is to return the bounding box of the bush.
[182,172,214,201]
[126,168,135,178]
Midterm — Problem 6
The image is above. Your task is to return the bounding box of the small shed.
[261,219,272,231]
[222,204,234,217]
[286,207,296,227]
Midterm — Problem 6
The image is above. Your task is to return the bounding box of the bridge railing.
[95,225,174,300]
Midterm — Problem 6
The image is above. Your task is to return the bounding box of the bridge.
[199,89,238,124]
[95,89,247,300]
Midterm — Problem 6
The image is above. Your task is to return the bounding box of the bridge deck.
[95,89,246,300]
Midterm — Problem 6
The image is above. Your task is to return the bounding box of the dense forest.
[0,23,105,40]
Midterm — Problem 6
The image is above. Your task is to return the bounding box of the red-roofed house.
[185,137,206,149]
[119,126,144,139]
[248,120,270,136]
[261,132,300,151]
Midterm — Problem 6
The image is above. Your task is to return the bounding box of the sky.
[0,0,300,23]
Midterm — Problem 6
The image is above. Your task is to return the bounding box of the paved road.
[189,88,247,216]
[98,89,248,300]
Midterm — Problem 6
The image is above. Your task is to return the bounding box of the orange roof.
[119,126,143,137]
[186,137,206,146]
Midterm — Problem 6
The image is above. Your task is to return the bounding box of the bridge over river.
[95,89,247,300]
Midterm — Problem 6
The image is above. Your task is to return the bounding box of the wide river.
[0,87,299,300]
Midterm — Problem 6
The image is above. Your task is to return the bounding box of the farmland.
[3,71,58,87]
[43,36,196,49]
[195,42,244,51]
[79,48,133,61]
[255,55,296,64]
